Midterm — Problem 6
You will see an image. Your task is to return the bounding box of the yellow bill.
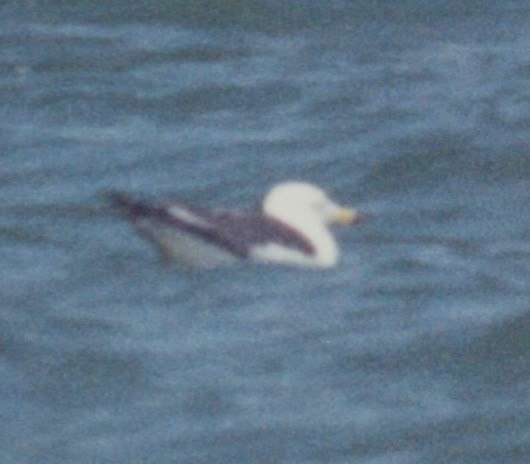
[333,207,360,225]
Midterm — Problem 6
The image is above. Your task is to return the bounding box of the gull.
[109,182,359,268]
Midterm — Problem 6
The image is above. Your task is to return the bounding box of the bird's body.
[109,182,359,268]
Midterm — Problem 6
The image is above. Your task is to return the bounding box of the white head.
[258,182,359,268]
[262,182,358,227]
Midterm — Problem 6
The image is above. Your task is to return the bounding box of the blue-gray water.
[2,1,530,463]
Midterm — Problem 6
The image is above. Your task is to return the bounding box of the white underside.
[137,220,238,268]
[250,242,336,268]
[136,219,339,268]
[135,203,341,268]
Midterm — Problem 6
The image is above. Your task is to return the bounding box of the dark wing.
[108,192,246,258]
[208,211,315,256]
[108,192,314,257]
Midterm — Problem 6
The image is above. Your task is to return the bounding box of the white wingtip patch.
[168,206,211,228]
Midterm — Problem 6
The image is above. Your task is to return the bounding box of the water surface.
[1,1,529,463]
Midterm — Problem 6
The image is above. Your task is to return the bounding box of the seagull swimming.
[109,182,360,268]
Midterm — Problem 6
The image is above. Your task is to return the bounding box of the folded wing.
[108,192,315,262]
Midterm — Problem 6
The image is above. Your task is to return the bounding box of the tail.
[105,190,155,220]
